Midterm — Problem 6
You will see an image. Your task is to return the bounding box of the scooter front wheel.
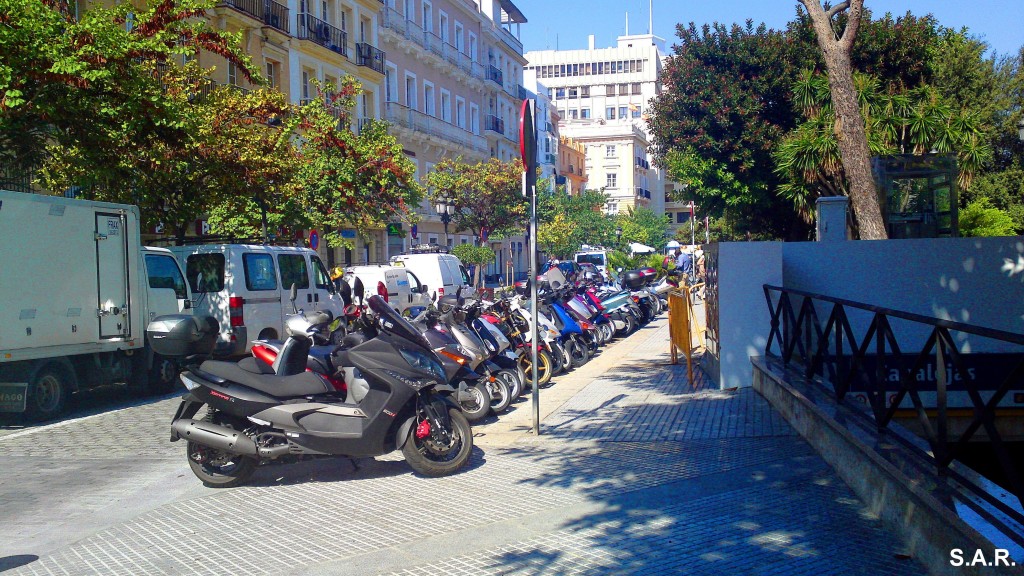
[403,407,473,477]
[459,382,491,422]
[488,378,512,414]
[519,349,553,388]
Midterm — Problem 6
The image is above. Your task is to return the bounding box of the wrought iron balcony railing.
[356,43,385,74]
[219,0,289,33]
[484,114,504,135]
[296,13,347,57]
[486,65,503,87]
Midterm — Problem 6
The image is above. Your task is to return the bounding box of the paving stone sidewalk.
[0,316,927,575]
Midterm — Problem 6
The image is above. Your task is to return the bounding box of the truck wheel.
[25,363,71,421]
[148,354,180,394]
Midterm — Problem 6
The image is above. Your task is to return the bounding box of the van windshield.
[576,253,605,266]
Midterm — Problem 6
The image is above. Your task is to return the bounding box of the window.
[404,0,414,20]
[618,83,629,95]
[428,236,438,245]
[454,21,464,51]
[606,173,617,188]
[568,87,578,99]
[277,254,309,290]
[470,103,479,134]
[555,87,565,99]
[677,211,688,224]
[605,145,616,157]
[312,256,333,291]
[302,70,312,100]
[385,64,398,102]
[631,104,641,118]
[468,32,477,61]
[619,106,628,119]
[404,73,417,109]
[421,0,432,33]
[145,254,187,300]
[265,60,280,89]
[580,86,590,98]
[439,11,448,43]
[244,253,278,291]
[606,84,615,96]
[631,82,641,95]
[186,254,225,293]
[581,108,590,119]
[568,109,578,119]
[227,61,237,86]
[605,107,615,119]
[440,89,451,122]
[456,97,466,129]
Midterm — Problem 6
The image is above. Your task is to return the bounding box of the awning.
[665,240,681,249]
[629,242,656,254]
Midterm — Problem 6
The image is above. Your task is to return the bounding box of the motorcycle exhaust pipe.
[172,419,259,457]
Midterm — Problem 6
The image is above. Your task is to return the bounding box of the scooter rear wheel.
[403,407,473,477]
[519,349,553,388]
[186,441,258,488]
[488,378,512,414]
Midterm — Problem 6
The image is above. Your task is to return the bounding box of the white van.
[340,264,430,315]
[389,250,474,299]
[574,247,609,277]
[168,244,344,355]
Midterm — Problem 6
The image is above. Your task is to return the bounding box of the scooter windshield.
[368,295,433,351]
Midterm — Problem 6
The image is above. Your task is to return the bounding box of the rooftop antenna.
[649,0,653,35]
[625,11,629,36]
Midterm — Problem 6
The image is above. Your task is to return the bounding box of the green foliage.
[775,72,991,220]
[615,206,669,250]
[963,169,1024,233]
[959,197,1018,237]
[425,157,526,242]
[0,0,255,183]
[535,181,615,253]
[451,243,496,287]
[294,77,421,248]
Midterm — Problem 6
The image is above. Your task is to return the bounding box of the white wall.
[782,237,1024,353]
[703,242,783,389]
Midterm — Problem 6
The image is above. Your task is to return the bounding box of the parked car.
[389,247,474,299]
[338,264,430,315]
[167,244,344,355]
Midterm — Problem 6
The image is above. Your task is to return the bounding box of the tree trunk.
[800,0,888,240]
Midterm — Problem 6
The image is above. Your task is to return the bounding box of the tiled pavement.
[0,315,928,575]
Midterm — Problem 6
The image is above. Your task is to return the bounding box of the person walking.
[675,248,693,279]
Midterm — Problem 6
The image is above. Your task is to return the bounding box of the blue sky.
[514,0,1024,58]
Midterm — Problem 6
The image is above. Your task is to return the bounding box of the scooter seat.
[199,360,333,398]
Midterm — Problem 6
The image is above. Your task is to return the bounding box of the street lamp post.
[433,194,455,246]
[1018,118,1024,143]
[615,226,623,251]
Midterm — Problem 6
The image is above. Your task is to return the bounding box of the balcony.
[517,84,529,101]
[219,0,289,33]
[379,7,483,80]
[487,65,503,87]
[296,13,346,56]
[384,102,487,155]
[485,114,504,135]
[356,43,385,74]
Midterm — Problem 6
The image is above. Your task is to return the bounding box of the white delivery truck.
[0,191,192,420]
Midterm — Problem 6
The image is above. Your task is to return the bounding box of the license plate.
[0,383,28,413]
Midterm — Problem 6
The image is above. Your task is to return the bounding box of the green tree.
[775,72,990,222]
[292,77,422,249]
[425,157,526,242]
[451,243,495,287]
[959,197,1018,237]
[536,182,615,251]
[963,169,1024,233]
[0,0,254,187]
[536,212,575,259]
[616,206,669,251]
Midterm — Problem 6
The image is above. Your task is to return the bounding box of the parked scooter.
[151,292,473,487]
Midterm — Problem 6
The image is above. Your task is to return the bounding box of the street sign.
[309,230,319,250]
[519,99,537,197]
[411,223,418,239]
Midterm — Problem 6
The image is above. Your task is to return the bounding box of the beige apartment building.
[557,136,587,194]
[378,0,529,278]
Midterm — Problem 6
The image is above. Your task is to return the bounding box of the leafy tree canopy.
[959,197,1018,237]
[425,157,526,242]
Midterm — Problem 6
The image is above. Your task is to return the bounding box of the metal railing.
[220,0,289,33]
[295,13,346,56]
[484,114,504,135]
[384,102,487,154]
[379,7,482,79]
[355,43,385,74]
[486,65,503,87]
[763,284,1024,509]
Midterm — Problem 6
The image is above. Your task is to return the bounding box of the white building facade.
[525,33,675,218]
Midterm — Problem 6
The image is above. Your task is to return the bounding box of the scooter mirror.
[353,277,365,304]
[456,285,463,306]
[339,279,352,306]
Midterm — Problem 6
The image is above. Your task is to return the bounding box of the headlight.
[400,348,446,382]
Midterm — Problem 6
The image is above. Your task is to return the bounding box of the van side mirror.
[420,284,428,294]
[191,273,206,308]
[289,283,298,313]
[353,277,365,303]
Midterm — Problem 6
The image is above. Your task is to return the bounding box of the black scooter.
[151,293,473,487]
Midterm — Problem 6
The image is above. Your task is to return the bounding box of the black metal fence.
[763,284,1024,510]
